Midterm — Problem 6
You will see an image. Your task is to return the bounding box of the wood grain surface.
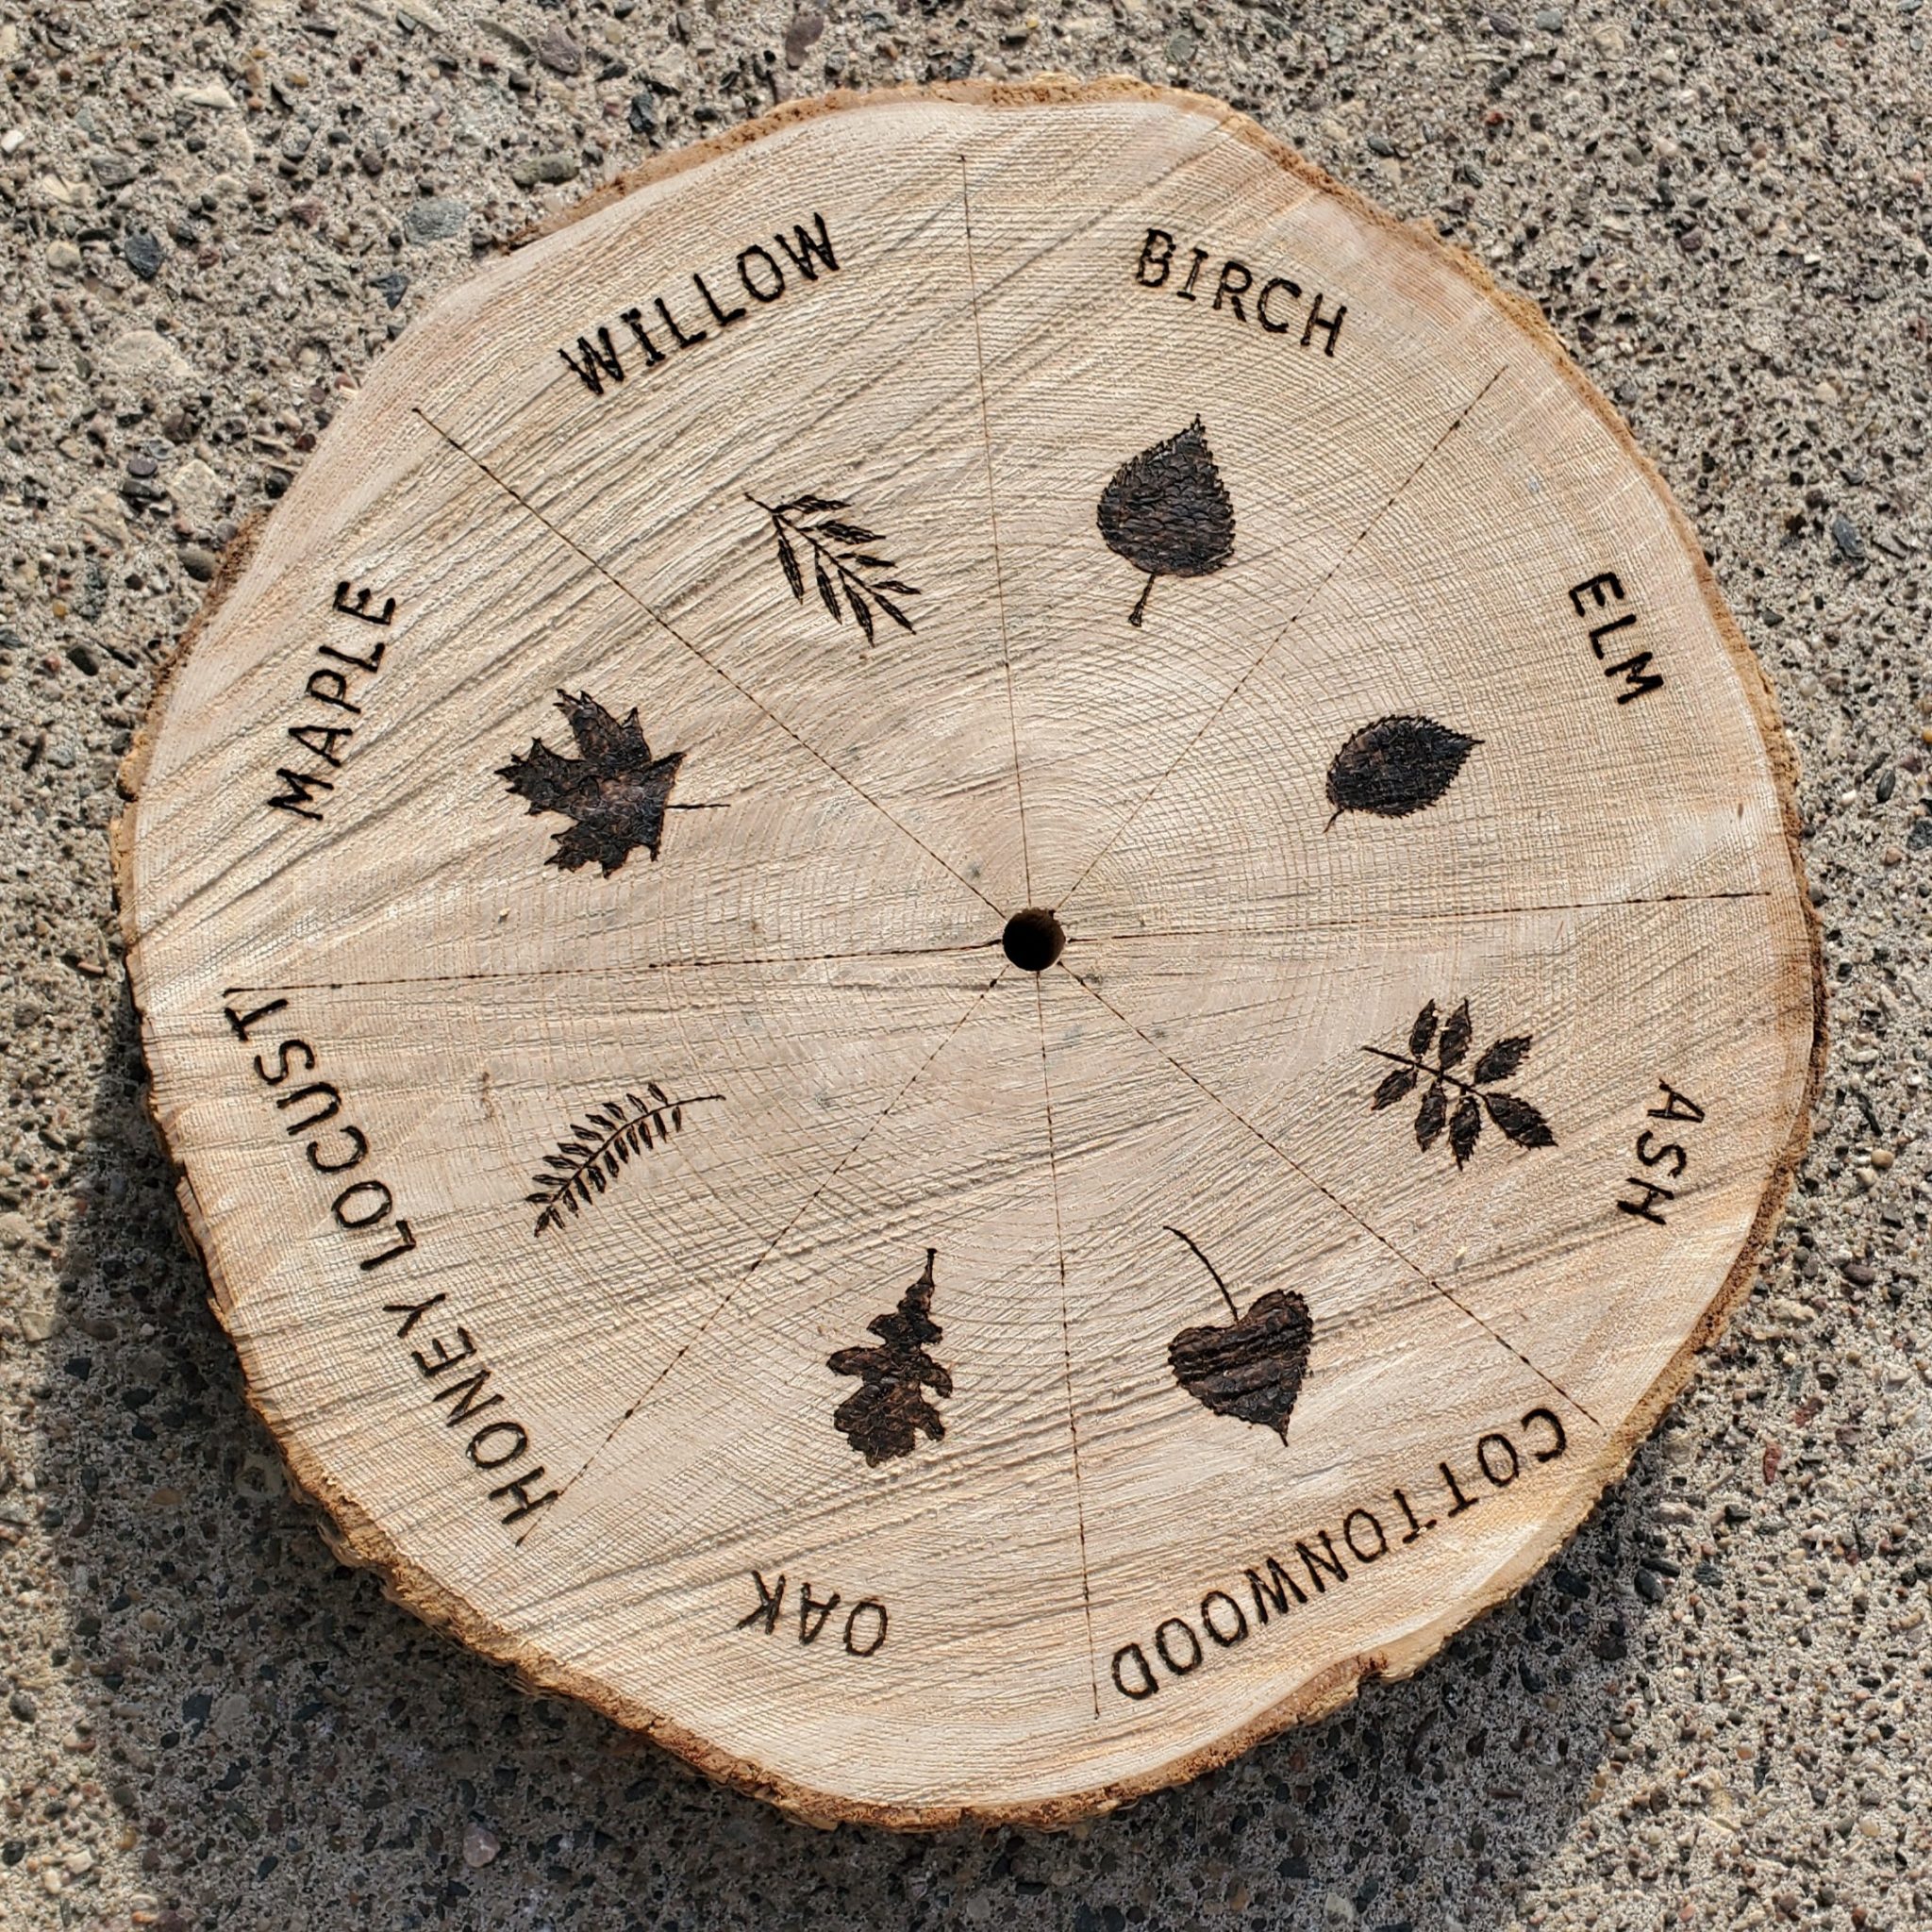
[112,79,1822,1828]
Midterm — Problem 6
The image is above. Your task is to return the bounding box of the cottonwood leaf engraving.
[1098,416,1235,626]
[827,1249,952,1466]
[1365,999,1555,1169]
[1163,1226,1313,1442]
[499,691,702,876]
[1326,715,1480,826]
[527,1083,722,1236]
[749,491,920,646]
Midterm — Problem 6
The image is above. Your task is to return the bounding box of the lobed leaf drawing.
[1364,998,1555,1169]
[527,1082,723,1236]
[749,491,921,645]
[827,1249,952,1465]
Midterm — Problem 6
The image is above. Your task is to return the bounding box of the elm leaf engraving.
[1097,416,1236,627]
[1366,1000,1557,1171]
[527,1082,722,1236]
[1325,714,1480,826]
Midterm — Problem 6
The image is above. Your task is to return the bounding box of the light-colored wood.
[113,80,1821,1829]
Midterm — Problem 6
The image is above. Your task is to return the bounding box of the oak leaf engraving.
[1325,715,1480,826]
[827,1250,952,1466]
[1098,417,1235,626]
[498,691,689,876]
[1365,999,1556,1169]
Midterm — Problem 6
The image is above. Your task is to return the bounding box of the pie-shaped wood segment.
[113,80,1820,1828]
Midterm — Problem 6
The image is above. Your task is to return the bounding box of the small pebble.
[461,1823,500,1868]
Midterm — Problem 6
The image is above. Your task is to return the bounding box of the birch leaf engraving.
[1097,417,1235,626]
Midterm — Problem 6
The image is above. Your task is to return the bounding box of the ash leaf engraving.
[1366,1000,1557,1170]
[527,1082,722,1236]
[499,691,705,877]
[1098,416,1235,626]
[750,491,920,644]
[827,1249,952,1466]
[1325,715,1481,826]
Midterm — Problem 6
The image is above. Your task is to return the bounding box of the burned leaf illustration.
[1325,715,1480,826]
[1366,1000,1557,1171]
[1098,416,1235,626]
[828,1249,952,1466]
[499,690,694,876]
[526,1082,723,1236]
[1164,1227,1312,1442]
[750,491,920,645]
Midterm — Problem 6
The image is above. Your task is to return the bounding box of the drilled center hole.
[1002,907,1066,974]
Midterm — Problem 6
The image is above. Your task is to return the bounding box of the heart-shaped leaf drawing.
[1163,1228,1312,1442]
[1325,714,1480,826]
[1098,417,1235,627]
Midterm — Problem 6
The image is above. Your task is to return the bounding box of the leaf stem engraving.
[747,491,920,644]
[528,1083,723,1236]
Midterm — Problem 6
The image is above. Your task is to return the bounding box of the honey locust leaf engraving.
[827,1249,951,1465]
[526,1082,722,1237]
[1325,715,1481,826]
[498,691,694,876]
[1098,416,1235,626]
[750,491,920,645]
[1163,1227,1312,1442]
[1366,1000,1556,1170]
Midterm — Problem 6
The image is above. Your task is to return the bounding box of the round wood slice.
[113,79,1822,1828]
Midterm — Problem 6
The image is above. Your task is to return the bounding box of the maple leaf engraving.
[498,690,686,876]
[827,1249,952,1466]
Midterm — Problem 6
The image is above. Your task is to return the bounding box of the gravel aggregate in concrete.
[1,0,1929,1926]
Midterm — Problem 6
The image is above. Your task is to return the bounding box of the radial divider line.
[412,406,1005,923]
[1058,962,1603,1430]
[1061,889,1776,949]
[518,965,1012,1545]
[1055,364,1510,915]
[958,156,1034,905]
[222,939,1003,997]
[1032,974,1102,1718]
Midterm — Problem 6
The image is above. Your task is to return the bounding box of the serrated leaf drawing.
[499,691,715,877]
[1097,416,1235,626]
[750,490,920,645]
[1365,1000,1556,1171]
[1325,715,1481,826]
[527,1082,722,1236]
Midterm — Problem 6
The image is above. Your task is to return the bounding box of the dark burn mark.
[498,690,697,876]
[1325,714,1480,826]
[1163,1227,1312,1442]
[1365,999,1556,1170]
[828,1249,953,1466]
[1098,417,1235,626]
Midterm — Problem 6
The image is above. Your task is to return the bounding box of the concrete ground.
[2,0,1929,1925]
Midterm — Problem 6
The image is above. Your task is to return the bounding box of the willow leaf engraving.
[1365,1001,1555,1170]
[750,491,920,644]
[527,1082,722,1236]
